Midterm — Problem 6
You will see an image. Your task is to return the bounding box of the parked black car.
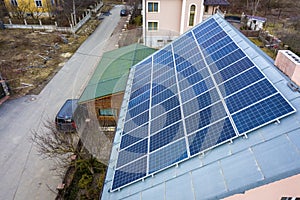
[120,9,128,16]
[55,99,78,132]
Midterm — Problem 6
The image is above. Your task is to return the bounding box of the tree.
[248,0,261,16]
[31,120,81,177]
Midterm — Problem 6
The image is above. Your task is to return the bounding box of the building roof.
[246,15,267,22]
[78,44,156,103]
[102,14,300,200]
[204,0,230,6]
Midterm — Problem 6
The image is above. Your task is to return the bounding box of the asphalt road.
[0,6,122,200]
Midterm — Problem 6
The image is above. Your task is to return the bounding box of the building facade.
[4,0,61,18]
[142,0,229,48]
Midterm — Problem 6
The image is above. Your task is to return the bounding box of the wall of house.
[92,93,124,127]
[224,174,300,200]
[143,0,208,48]
[144,0,182,48]
[180,0,204,34]
[75,93,124,163]
[4,0,53,17]
[203,5,218,21]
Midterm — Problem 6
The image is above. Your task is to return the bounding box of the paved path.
[0,6,122,200]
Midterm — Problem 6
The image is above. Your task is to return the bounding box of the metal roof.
[101,14,300,200]
[78,44,156,103]
[204,0,230,6]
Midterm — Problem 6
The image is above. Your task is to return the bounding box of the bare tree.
[250,0,261,15]
[31,120,81,177]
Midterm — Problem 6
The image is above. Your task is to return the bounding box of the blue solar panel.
[210,49,246,71]
[120,124,148,149]
[232,93,295,134]
[150,121,184,152]
[149,138,188,173]
[205,36,233,54]
[226,79,277,113]
[111,15,296,191]
[214,57,254,84]
[182,88,220,116]
[188,118,235,156]
[128,90,150,109]
[219,67,264,97]
[184,101,227,134]
[116,138,148,168]
[150,106,182,134]
[112,157,147,190]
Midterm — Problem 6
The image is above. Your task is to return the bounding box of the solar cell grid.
[116,138,148,168]
[184,101,227,134]
[151,95,180,118]
[133,58,152,73]
[151,87,178,106]
[150,121,184,152]
[153,64,173,78]
[208,42,239,62]
[152,78,177,96]
[128,90,150,109]
[219,67,264,97]
[120,124,148,149]
[232,93,295,134]
[226,79,277,113]
[192,18,216,34]
[127,100,150,119]
[213,57,254,84]
[173,34,194,46]
[193,20,219,38]
[132,75,151,89]
[182,88,220,116]
[112,157,147,190]
[210,49,246,72]
[205,36,233,55]
[111,14,296,191]
[182,77,215,99]
[188,118,235,156]
[200,31,228,49]
[149,139,188,173]
[129,84,151,100]
[125,110,149,127]
[133,63,151,79]
[195,26,223,44]
[152,68,175,83]
[150,106,182,134]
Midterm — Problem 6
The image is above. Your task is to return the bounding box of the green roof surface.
[78,44,156,103]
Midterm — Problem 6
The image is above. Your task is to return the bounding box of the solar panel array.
[111,16,296,191]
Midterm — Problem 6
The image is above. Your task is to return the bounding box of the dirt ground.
[0,11,142,99]
[0,19,100,98]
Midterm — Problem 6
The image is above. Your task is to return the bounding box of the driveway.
[0,6,122,200]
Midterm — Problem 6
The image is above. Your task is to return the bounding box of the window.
[35,0,43,7]
[148,21,158,31]
[148,2,158,12]
[10,0,18,6]
[189,5,196,26]
[99,108,117,116]
[205,5,209,13]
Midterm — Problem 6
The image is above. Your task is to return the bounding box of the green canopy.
[78,44,156,103]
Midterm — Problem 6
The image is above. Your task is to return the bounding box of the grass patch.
[249,37,277,59]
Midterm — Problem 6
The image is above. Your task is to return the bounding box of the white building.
[142,0,229,48]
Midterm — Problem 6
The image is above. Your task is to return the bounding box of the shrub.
[78,174,93,189]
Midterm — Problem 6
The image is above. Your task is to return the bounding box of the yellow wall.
[4,0,54,16]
